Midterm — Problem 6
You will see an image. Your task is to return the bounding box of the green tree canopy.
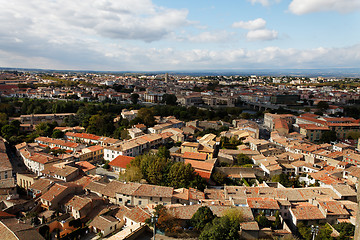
[51,129,64,139]
[162,94,177,105]
[320,130,337,143]
[137,108,155,126]
[190,206,215,231]
[130,93,139,104]
[317,101,329,111]
[199,216,240,240]
[235,153,252,166]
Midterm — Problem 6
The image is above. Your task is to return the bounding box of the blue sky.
[0,0,359,71]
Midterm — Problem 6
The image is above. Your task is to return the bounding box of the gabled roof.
[40,183,68,202]
[65,195,92,211]
[290,202,326,220]
[183,152,207,161]
[29,178,54,192]
[132,184,173,198]
[317,200,350,216]
[109,155,134,169]
[247,197,280,210]
[75,161,96,172]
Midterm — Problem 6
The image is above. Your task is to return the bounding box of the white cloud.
[232,18,278,41]
[186,31,234,43]
[232,18,266,30]
[247,0,281,7]
[289,0,360,15]
[0,0,190,43]
[2,41,360,71]
[246,29,278,41]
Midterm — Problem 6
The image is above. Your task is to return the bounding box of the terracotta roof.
[240,221,259,231]
[90,214,118,230]
[29,178,54,192]
[85,145,104,152]
[41,165,78,178]
[132,184,173,198]
[65,195,91,211]
[183,152,207,161]
[40,183,68,202]
[35,136,80,149]
[298,124,329,131]
[185,159,214,172]
[182,142,200,148]
[247,197,280,210]
[124,206,151,223]
[109,155,135,169]
[75,161,96,172]
[290,202,326,220]
[66,132,101,141]
[318,200,350,216]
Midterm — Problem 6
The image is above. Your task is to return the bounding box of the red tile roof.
[183,152,207,161]
[109,155,135,169]
[247,197,280,210]
[40,183,68,202]
[290,202,326,220]
[75,161,96,172]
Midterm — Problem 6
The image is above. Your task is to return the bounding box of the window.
[139,201,142,205]
[119,198,122,202]
[150,197,152,201]
[160,197,162,201]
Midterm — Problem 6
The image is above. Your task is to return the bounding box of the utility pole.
[151,214,159,240]
[311,225,319,240]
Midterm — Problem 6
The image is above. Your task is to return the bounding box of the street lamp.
[311,225,319,240]
[151,214,159,240]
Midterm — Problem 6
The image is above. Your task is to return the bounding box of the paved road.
[95,167,119,180]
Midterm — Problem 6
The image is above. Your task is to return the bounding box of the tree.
[137,108,155,126]
[103,161,110,169]
[162,94,177,105]
[223,207,244,223]
[190,206,215,231]
[1,124,18,140]
[240,112,251,119]
[320,130,337,143]
[346,131,360,140]
[272,210,281,229]
[235,153,252,166]
[0,112,8,128]
[51,129,64,139]
[153,205,182,234]
[255,213,271,228]
[157,146,170,159]
[130,93,139,104]
[334,222,355,239]
[317,101,329,111]
[211,171,227,185]
[86,114,115,136]
[199,216,240,240]
[297,222,312,240]
[124,165,143,182]
[35,122,57,137]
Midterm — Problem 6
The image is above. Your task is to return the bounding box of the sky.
[0,0,360,71]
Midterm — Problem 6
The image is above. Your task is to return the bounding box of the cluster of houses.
[0,110,360,238]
